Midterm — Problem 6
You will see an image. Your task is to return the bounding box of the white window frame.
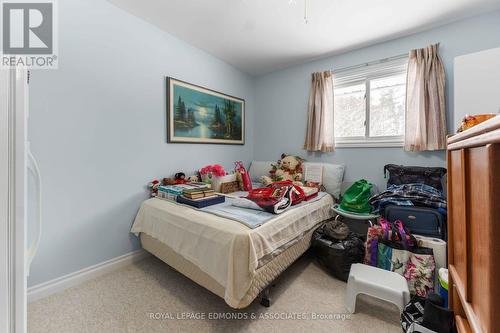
[334,56,408,148]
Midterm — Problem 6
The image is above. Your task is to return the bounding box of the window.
[334,57,408,147]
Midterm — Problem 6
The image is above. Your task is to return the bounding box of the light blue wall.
[254,10,500,189]
[28,0,255,286]
[28,3,500,287]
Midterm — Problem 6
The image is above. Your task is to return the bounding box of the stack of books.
[178,186,223,208]
[183,188,216,200]
[156,182,225,208]
[177,193,225,208]
[157,185,185,201]
[157,182,210,201]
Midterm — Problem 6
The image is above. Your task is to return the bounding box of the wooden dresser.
[447,115,500,333]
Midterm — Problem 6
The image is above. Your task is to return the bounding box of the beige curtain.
[304,71,335,152]
[405,43,447,151]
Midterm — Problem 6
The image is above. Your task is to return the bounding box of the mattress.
[131,194,333,308]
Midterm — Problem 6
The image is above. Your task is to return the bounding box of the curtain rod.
[333,53,408,74]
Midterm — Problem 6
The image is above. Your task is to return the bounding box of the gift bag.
[364,219,390,266]
[377,241,411,275]
[365,219,435,297]
[376,220,415,274]
[235,161,252,191]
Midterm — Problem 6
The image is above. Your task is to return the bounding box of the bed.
[131,192,334,308]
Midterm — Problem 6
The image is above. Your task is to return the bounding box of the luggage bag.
[384,205,446,240]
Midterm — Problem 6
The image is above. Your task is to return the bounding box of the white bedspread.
[130,194,333,307]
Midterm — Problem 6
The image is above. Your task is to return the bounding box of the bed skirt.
[140,226,317,309]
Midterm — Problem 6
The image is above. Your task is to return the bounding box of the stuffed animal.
[162,177,176,186]
[148,179,160,197]
[174,172,187,184]
[188,174,200,182]
[261,153,305,186]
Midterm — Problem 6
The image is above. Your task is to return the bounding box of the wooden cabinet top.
[448,116,500,150]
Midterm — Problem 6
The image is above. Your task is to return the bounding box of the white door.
[0,68,28,333]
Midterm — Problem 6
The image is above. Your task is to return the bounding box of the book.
[187,182,209,187]
[183,186,210,194]
[158,185,184,196]
[184,193,205,199]
[184,192,216,200]
[304,164,323,184]
[177,195,225,208]
[183,189,215,198]
[183,190,204,196]
[301,186,319,197]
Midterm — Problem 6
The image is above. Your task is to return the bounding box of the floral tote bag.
[404,249,436,296]
[374,220,435,296]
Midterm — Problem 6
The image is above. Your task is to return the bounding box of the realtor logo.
[1,0,57,68]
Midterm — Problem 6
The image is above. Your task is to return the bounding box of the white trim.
[0,68,28,333]
[27,250,149,303]
[0,69,11,333]
[334,56,408,85]
[335,137,404,148]
[14,68,28,333]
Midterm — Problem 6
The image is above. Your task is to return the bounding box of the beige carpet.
[28,252,401,333]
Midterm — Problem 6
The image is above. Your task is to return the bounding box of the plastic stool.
[345,263,410,313]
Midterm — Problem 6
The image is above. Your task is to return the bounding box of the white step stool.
[345,263,410,313]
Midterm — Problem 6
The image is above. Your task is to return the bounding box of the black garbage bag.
[312,223,365,282]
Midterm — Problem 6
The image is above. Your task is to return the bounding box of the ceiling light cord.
[289,0,309,24]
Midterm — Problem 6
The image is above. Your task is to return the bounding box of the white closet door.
[454,47,500,131]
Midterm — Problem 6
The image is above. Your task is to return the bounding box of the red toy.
[148,179,160,197]
[235,161,252,191]
[174,172,188,184]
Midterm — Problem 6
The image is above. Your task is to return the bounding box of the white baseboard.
[28,249,149,303]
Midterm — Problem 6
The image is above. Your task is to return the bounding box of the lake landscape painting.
[167,78,245,144]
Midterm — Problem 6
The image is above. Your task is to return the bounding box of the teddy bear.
[261,153,305,186]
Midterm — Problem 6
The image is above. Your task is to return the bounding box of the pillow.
[248,161,274,182]
[303,162,345,199]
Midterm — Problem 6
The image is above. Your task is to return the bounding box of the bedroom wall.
[253,10,500,189]
[27,0,255,286]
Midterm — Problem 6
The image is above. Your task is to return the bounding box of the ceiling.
[109,0,500,75]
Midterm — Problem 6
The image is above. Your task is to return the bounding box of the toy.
[457,113,496,133]
[162,177,176,186]
[148,179,160,197]
[188,174,200,182]
[174,172,188,184]
[261,153,305,186]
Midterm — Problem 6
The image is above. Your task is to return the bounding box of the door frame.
[0,68,28,333]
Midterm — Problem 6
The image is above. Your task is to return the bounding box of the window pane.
[369,74,406,137]
[334,83,366,138]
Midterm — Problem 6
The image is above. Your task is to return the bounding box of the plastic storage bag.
[312,223,365,281]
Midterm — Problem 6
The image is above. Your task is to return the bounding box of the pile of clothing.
[369,183,447,215]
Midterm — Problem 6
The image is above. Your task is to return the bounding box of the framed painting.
[167,77,245,145]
